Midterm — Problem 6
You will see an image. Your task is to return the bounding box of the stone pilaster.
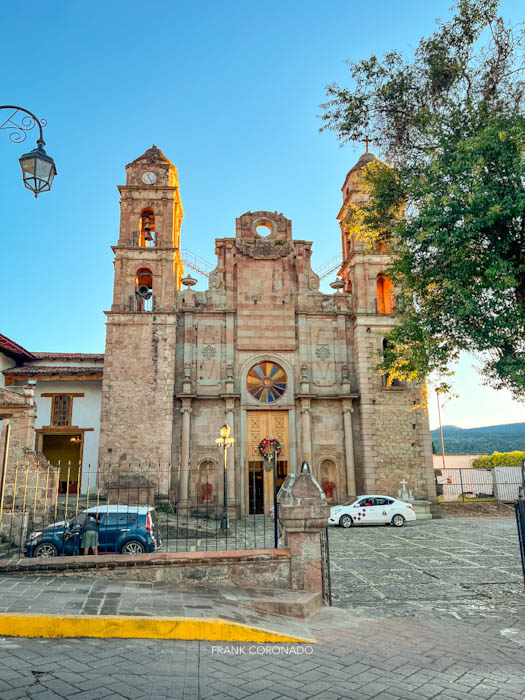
[342,399,356,499]
[178,398,193,510]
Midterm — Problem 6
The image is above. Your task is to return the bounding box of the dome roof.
[356,152,377,167]
[127,144,171,166]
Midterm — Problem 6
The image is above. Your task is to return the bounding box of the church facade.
[97,146,437,514]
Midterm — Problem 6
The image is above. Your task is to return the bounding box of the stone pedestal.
[278,471,330,594]
[410,499,433,521]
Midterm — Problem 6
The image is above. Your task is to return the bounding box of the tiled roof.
[32,352,104,361]
[3,366,103,377]
[0,334,36,362]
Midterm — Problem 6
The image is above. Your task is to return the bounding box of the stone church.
[95,145,436,514]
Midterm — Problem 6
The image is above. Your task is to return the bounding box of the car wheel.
[34,542,58,558]
[391,514,405,528]
[339,514,353,528]
[121,540,146,555]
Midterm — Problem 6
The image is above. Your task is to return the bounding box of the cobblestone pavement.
[0,517,524,699]
[328,516,525,622]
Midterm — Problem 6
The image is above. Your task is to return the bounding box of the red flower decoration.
[258,437,281,459]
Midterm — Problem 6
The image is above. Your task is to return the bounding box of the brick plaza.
[0,515,524,699]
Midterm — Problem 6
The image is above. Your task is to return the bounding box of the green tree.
[321,0,525,398]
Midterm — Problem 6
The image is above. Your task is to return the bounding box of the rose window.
[247,362,287,403]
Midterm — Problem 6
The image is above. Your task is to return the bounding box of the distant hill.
[430,422,525,454]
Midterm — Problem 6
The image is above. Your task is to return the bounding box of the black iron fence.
[434,467,522,502]
[515,497,525,588]
[320,527,332,606]
[0,463,283,559]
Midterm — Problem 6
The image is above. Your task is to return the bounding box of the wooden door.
[246,411,289,514]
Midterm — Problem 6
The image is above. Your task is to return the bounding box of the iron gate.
[320,526,332,605]
[515,497,525,588]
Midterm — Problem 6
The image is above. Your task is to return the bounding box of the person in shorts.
[81,514,100,555]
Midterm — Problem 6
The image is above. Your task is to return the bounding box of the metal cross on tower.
[363,136,373,154]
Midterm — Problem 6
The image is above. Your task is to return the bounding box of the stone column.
[278,472,330,594]
[300,398,312,466]
[178,398,192,511]
[225,397,236,514]
[342,400,356,499]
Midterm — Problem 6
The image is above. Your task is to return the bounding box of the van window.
[99,512,138,527]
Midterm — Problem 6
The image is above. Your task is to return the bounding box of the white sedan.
[329,495,416,528]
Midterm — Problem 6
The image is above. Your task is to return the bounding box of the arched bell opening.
[377,273,394,314]
[139,208,156,247]
[136,268,153,311]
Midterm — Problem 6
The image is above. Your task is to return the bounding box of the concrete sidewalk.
[0,575,314,642]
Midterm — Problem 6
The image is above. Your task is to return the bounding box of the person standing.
[81,513,100,555]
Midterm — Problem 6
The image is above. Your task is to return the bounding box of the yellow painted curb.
[0,613,316,644]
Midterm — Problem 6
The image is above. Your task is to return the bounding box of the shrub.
[473,451,525,468]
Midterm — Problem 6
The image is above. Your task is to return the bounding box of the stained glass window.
[247,362,287,403]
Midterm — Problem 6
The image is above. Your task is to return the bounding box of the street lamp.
[1,105,57,197]
[215,423,234,532]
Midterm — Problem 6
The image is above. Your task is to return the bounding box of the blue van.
[24,505,160,557]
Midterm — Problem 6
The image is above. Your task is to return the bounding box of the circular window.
[252,217,276,238]
[247,362,287,403]
[255,223,272,237]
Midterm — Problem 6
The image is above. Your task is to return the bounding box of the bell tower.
[112,145,184,311]
[98,146,183,495]
[337,152,435,500]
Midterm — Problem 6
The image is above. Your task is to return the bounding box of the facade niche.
[139,208,155,247]
[199,459,216,504]
[320,458,337,501]
[136,268,153,311]
[377,273,394,314]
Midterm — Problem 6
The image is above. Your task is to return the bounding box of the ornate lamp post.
[1,105,57,197]
[215,423,234,532]
[260,437,282,548]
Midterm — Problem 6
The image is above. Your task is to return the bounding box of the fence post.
[515,498,525,589]
[459,468,464,502]
[0,423,12,523]
[278,470,330,594]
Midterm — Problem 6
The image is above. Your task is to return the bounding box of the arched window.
[136,268,153,311]
[139,208,155,247]
[377,274,394,314]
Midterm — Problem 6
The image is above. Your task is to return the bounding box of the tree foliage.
[321,0,525,398]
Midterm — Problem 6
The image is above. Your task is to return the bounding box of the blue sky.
[2,0,524,432]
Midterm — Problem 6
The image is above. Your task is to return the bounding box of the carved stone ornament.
[202,344,217,360]
[313,445,338,455]
[308,275,320,291]
[315,345,331,361]
[236,241,291,260]
[208,270,221,289]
